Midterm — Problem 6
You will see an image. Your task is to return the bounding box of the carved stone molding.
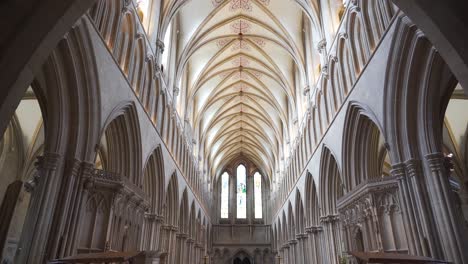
[25,152,62,192]
[303,85,310,95]
[424,152,446,172]
[390,163,406,180]
[317,39,327,51]
[156,39,165,54]
[173,86,180,96]
[320,214,340,224]
[405,159,422,178]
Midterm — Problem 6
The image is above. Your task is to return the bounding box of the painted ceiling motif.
[161,0,322,181]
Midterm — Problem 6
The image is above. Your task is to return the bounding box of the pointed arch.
[319,146,344,216]
[342,102,387,190]
[143,146,165,214]
[165,172,179,226]
[100,102,143,186]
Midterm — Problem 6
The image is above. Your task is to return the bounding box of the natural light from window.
[221,172,229,219]
[237,165,247,219]
[254,172,262,219]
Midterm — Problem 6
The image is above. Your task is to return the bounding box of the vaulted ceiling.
[160,0,323,182]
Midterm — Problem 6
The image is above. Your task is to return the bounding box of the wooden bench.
[48,251,158,264]
[349,251,450,264]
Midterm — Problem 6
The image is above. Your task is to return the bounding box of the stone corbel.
[321,64,329,79]
[303,85,310,96]
[173,86,180,96]
[154,64,162,79]
[25,152,61,192]
[156,39,165,54]
[316,39,327,52]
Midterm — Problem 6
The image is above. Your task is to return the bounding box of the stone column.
[392,163,424,255]
[289,239,298,264]
[154,215,164,251]
[282,245,289,264]
[297,233,308,264]
[44,158,87,259]
[168,226,178,264]
[186,238,194,264]
[174,233,182,264]
[321,215,341,264]
[16,152,62,264]
[305,227,316,264]
[424,153,468,263]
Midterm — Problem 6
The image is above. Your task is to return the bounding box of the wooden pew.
[349,251,450,264]
[48,251,158,264]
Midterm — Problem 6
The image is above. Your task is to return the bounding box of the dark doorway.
[233,257,251,264]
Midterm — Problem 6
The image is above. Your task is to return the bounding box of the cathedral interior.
[0,0,468,263]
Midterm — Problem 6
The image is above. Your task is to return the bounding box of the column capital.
[390,163,406,179]
[36,152,62,170]
[320,214,340,223]
[425,152,448,172]
[177,233,189,239]
[306,225,323,234]
[405,159,422,177]
[288,239,298,245]
[296,233,307,240]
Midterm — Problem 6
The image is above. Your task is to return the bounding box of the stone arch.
[319,146,344,216]
[165,172,179,227]
[129,36,147,93]
[100,102,143,186]
[305,172,320,227]
[114,11,137,75]
[384,15,468,263]
[231,249,253,264]
[178,189,189,234]
[143,146,165,214]
[295,190,305,235]
[287,201,296,241]
[188,201,197,242]
[12,20,102,261]
[346,7,371,73]
[89,0,123,47]
[342,102,388,191]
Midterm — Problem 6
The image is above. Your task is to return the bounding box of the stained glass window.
[221,172,229,218]
[236,165,247,218]
[254,172,263,218]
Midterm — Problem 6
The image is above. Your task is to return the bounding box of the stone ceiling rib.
[164,0,313,181]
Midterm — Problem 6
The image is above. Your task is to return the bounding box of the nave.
[0,0,467,263]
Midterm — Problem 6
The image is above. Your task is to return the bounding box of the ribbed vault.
[161,0,321,182]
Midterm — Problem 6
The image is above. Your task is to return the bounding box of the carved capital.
[390,163,406,180]
[405,159,421,178]
[425,152,446,172]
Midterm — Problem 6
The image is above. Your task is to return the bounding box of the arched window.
[220,172,229,219]
[254,172,262,219]
[237,165,247,219]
